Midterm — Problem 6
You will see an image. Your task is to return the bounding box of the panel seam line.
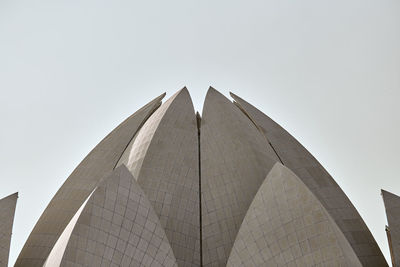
[196,112,203,266]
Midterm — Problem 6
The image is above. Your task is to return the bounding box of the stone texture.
[117,88,200,266]
[0,192,18,267]
[58,165,178,267]
[227,163,361,267]
[14,88,389,267]
[15,93,165,267]
[382,189,400,267]
[200,87,279,266]
[230,92,387,266]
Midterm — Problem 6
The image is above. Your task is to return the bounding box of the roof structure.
[7,87,389,266]
[0,192,18,267]
[382,189,400,267]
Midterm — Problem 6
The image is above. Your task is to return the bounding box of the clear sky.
[1,0,399,265]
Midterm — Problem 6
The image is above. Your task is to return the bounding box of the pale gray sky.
[1,0,399,265]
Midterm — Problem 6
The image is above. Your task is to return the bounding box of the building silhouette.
[0,193,18,267]
[1,88,393,266]
[382,190,400,267]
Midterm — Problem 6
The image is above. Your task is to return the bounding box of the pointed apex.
[114,163,134,178]
[205,86,225,99]
[168,86,189,98]
[202,86,232,117]
[149,91,166,104]
[0,191,18,267]
[229,91,248,105]
[229,91,238,99]
[0,192,18,201]
[134,92,166,115]
[382,190,400,209]
[381,189,400,266]
[207,86,218,94]
[163,87,194,109]
[382,189,400,199]
[114,163,128,171]
[178,86,189,95]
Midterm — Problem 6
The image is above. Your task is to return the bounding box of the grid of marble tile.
[382,190,400,266]
[227,163,361,267]
[200,88,279,266]
[231,92,388,266]
[15,94,165,267]
[118,88,200,266]
[0,193,18,267]
[61,165,178,267]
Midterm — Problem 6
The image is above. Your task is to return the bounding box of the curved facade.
[9,87,388,266]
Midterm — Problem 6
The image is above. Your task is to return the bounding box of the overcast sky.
[1,0,399,265]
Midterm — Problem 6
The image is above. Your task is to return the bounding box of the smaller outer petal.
[0,192,18,267]
[227,163,362,267]
[60,165,178,267]
[382,189,400,267]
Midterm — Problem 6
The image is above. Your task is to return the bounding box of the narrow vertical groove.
[196,111,203,267]
[268,141,284,165]
[386,226,396,267]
